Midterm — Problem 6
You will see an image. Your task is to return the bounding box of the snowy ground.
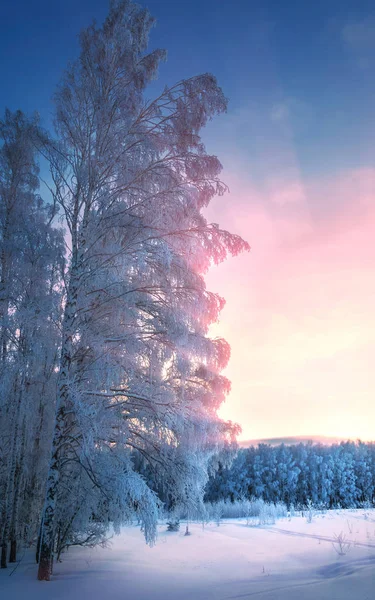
[1,509,375,599]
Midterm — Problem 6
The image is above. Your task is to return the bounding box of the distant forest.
[202,442,375,509]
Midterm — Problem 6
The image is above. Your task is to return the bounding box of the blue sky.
[1,0,375,180]
[2,1,375,439]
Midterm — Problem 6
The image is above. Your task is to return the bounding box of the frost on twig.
[332,531,351,555]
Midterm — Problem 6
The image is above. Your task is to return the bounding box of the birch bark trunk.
[37,216,85,580]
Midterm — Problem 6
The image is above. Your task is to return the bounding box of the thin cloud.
[270,97,313,134]
[342,16,375,51]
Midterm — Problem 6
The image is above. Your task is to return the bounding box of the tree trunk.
[1,542,7,569]
[36,427,62,580]
[37,256,81,580]
[36,522,42,564]
[37,542,51,581]
[9,539,16,563]
[0,379,20,563]
[9,417,27,564]
[0,211,11,365]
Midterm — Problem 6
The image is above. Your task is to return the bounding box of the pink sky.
[206,166,375,442]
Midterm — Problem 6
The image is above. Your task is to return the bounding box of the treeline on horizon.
[203,441,375,509]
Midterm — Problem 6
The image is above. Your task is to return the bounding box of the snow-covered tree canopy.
[0,0,248,580]
[205,441,375,509]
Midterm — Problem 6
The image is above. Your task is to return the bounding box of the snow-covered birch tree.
[0,110,64,568]
[23,0,249,581]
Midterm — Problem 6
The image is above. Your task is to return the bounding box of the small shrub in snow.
[211,502,224,526]
[316,502,327,515]
[306,499,314,524]
[166,520,180,532]
[332,531,351,556]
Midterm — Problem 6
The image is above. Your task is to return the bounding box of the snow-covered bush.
[202,499,287,525]
[306,499,314,524]
[166,520,180,532]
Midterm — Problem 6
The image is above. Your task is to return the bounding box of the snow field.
[1,508,375,599]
